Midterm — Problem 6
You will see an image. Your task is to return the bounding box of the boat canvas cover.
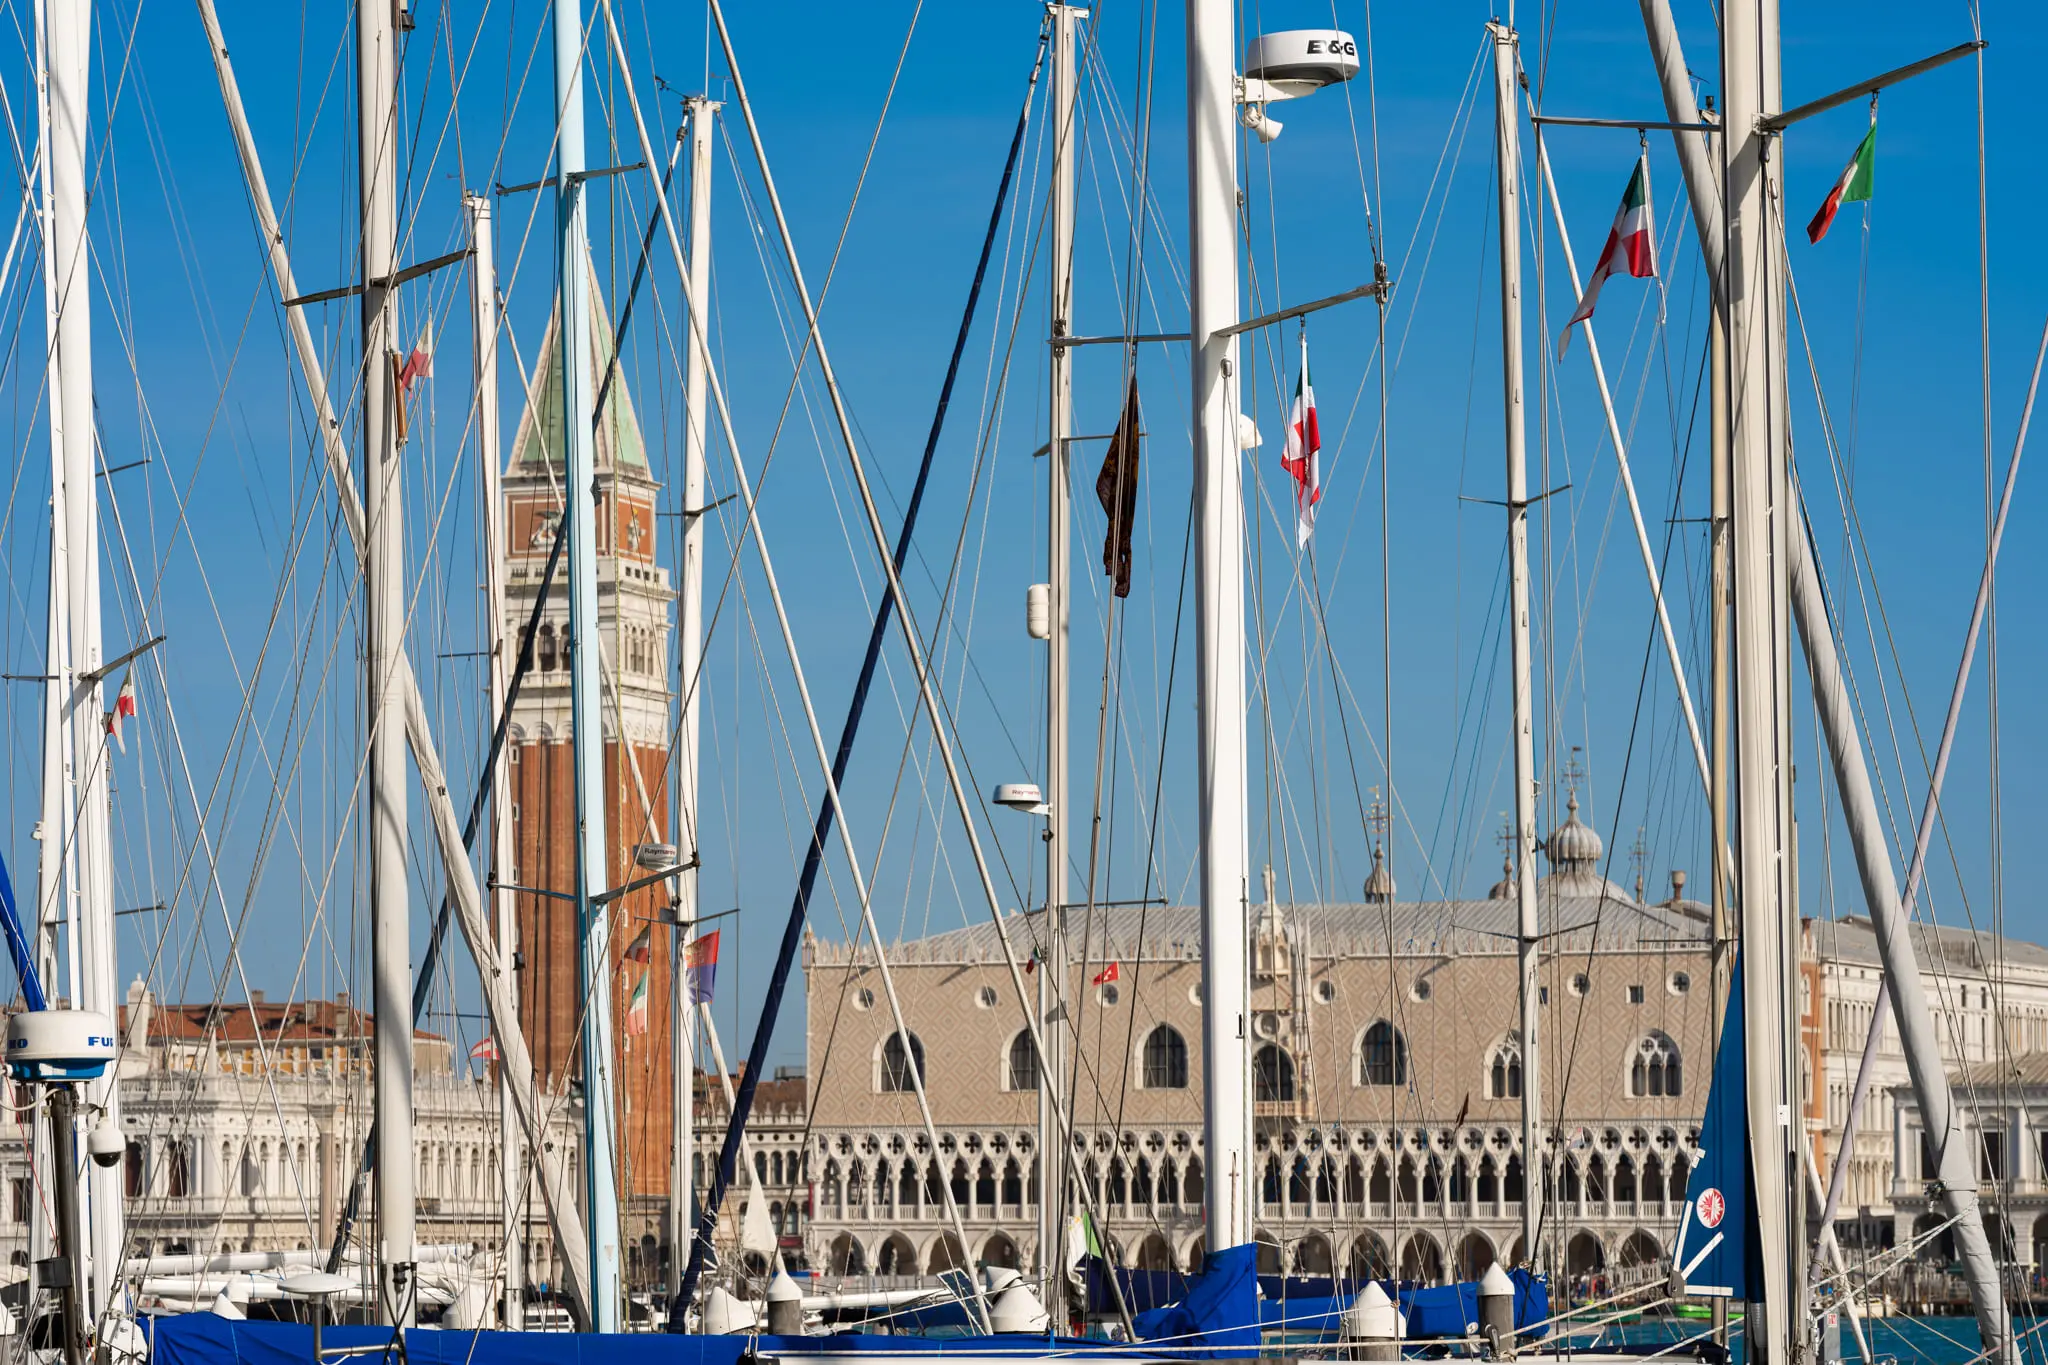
[1130,1242,1258,1357]
[1669,966,1763,1299]
[149,1313,754,1365]
[1092,1263,1548,1339]
[1395,1271,1548,1340]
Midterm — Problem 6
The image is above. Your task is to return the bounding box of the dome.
[1487,855,1514,901]
[1537,791,1635,902]
[1543,792,1603,868]
[1363,846,1395,902]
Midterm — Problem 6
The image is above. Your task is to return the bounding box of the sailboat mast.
[1186,0,1251,1255]
[44,0,123,1316]
[356,0,415,1324]
[551,0,623,1330]
[466,189,523,1331]
[1042,0,1080,1312]
[670,93,716,1315]
[32,0,69,1290]
[1486,20,1543,1271]
[1720,0,1799,1356]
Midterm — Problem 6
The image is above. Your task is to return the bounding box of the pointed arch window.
[1628,1032,1682,1097]
[1142,1025,1189,1089]
[1360,1020,1408,1086]
[1486,1033,1523,1099]
[1007,1031,1039,1092]
[1253,1043,1296,1102]
[880,1032,925,1092]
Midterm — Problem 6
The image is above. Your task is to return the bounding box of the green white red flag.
[1281,333,1321,548]
[1807,125,1875,244]
[625,970,649,1036]
[1558,154,1658,359]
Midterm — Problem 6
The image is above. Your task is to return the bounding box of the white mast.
[551,0,622,1329]
[1187,0,1251,1256]
[1486,20,1543,1271]
[1721,0,1797,1356]
[32,0,70,1285]
[670,93,716,1311]
[45,0,122,1317]
[465,189,522,1331]
[1041,0,1080,1309]
[356,0,414,1323]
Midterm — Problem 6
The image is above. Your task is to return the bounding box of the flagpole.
[1488,18,1544,1273]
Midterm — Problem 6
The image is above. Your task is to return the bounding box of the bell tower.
[502,259,677,1201]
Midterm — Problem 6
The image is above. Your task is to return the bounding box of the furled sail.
[1669,967,1762,1299]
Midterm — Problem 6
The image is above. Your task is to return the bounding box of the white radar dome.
[1245,31,1361,93]
[6,1010,115,1082]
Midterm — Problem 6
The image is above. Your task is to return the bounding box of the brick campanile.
[503,263,678,1202]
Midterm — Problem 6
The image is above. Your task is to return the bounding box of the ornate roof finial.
[1489,813,1517,900]
[1364,843,1395,902]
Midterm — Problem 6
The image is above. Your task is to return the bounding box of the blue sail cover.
[1669,966,1763,1299]
[1398,1271,1548,1340]
[1131,1242,1258,1358]
[148,1314,755,1365]
[1092,1262,1547,1340]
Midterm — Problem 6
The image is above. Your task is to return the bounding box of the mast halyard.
[1486,19,1543,1274]
[467,188,523,1331]
[357,0,416,1323]
[1187,0,1252,1257]
[671,92,717,1317]
[1042,0,1081,1315]
[551,0,623,1330]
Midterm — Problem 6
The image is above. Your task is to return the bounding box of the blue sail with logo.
[1668,965,1763,1298]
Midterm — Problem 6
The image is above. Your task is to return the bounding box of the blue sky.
[0,0,2036,1076]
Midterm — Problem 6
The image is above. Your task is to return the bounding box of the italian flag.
[1807,125,1875,244]
[624,970,649,1036]
[1558,154,1658,359]
[1281,333,1321,548]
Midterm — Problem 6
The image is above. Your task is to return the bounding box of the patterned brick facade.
[802,806,1722,1283]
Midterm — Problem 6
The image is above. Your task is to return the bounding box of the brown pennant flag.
[1094,377,1141,597]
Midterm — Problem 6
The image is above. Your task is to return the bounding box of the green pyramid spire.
[508,257,649,473]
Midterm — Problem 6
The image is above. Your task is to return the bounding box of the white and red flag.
[469,1036,499,1062]
[397,335,434,393]
[1558,154,1658,358]
[105,671,138,753]
[1280,333,1321,548]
